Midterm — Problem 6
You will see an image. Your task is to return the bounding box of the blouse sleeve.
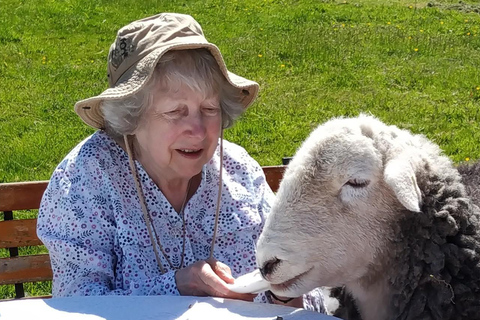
[37,151,179,297]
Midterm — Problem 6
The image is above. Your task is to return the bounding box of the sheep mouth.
[270,267,313,291]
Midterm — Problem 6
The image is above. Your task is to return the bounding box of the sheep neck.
[348,278,391,320]
[344,210,407,320]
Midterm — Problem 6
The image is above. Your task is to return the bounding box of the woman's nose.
[186,114,207,139]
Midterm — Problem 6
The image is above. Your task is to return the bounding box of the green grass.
[1,0,480,298]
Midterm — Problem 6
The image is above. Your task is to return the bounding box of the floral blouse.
[37,130,325,312]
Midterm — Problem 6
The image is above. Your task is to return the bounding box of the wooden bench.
[0,181,52,299]
[0,165,286,299]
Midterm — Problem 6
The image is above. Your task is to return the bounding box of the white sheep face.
[256,115,432,298]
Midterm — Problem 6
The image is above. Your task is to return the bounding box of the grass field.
[1,0,480,298]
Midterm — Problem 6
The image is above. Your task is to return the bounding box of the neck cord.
[123,132,223,272]
[209,129,223,259]
[125,134,191,271]
[124,134,168,274]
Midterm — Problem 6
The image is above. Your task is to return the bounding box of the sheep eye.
[346,179,370,188]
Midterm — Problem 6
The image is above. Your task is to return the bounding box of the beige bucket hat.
[74,13,259,129]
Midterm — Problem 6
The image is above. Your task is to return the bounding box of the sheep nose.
[260,258,281,278]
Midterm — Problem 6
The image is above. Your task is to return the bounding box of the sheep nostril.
[260,258,281,278]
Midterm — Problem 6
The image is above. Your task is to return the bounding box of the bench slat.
[0,254,52,285]
[0,181,49,211]
[0,219,43,248]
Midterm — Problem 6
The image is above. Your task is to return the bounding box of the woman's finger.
[200,263,257,301]
[176,259,258,301]
[206,258,234,284]
[199,262,233,296]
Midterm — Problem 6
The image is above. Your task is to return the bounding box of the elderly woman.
[37,13,325,312]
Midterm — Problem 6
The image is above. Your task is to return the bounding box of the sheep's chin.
[269,267,315,297]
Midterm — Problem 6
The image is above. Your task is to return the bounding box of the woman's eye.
[164,110,182,118]
[345,179,370,188]
[203,107,220,116]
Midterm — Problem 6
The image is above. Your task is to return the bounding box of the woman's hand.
[175,258,256,301]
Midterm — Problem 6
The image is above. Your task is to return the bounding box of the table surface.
[0,295,339,320]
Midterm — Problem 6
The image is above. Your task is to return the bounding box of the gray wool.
[388,166,480,320]
[333,139,480,320]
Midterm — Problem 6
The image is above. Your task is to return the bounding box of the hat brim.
[74,43,259,129]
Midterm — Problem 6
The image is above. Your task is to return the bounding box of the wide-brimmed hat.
[74,13,259,129]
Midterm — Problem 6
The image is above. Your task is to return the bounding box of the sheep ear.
[384,159,422,212]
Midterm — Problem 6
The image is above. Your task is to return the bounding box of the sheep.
[256,114,480,320]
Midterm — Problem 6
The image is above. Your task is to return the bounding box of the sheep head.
[256,115,453,302]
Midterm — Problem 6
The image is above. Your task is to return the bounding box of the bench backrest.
[0,181,52,299]
[0,165,286,299]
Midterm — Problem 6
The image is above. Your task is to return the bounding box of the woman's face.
[134,85,222,183]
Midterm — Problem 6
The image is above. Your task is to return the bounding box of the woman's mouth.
[176,149,203,159]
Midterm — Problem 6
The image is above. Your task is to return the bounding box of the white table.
[0,295,338,320]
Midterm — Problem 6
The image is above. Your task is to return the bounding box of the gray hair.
[101,48,245,137]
